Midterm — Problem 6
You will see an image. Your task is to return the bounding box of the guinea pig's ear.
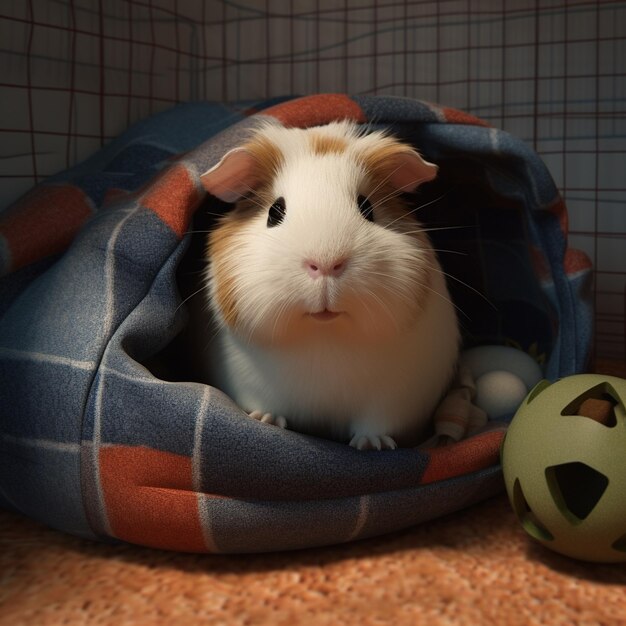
[387,149,438,192]
[361,139,438,193]
[200,147,261,203]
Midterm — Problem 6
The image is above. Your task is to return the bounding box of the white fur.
[200,121,459,447]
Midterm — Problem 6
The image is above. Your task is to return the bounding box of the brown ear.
[201,133,285,203]
[200,148,261,203]
[386,149,438,192]
[360,139,438,192]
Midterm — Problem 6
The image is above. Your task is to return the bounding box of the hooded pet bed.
[0,94,592,553]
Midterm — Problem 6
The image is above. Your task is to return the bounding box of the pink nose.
[305,258,347,278]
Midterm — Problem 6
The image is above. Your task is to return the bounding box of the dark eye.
[267,197,286,227]
[357,195,374,222]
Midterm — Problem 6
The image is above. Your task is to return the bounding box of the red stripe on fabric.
[564,247,593,275]
[99,445,210,552]
[0,184,93,273]
[441,107,490,128]
[262,94,367,128]
[421,429,505,484]
[546,196,569,236]
[141,164,201,238]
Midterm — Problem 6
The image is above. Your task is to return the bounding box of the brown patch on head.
[310,132,348,156]
[358,137,418,189]
[207,185,276,329]
[242,133,285,184]
[356,132,438,195]
[207,210,248,329]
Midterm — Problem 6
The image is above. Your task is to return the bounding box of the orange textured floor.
[2,493,626,626]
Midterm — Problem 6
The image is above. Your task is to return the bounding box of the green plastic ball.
[501,374,626,562]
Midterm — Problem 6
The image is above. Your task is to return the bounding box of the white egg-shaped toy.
[461,345,543,391]
[461,345,544,420]
[475,370,529,419]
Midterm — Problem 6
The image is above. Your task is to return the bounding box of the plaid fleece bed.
[0,94,592,552]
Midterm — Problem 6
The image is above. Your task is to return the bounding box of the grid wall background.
[0,0,624,363]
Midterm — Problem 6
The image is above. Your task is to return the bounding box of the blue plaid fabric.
[0,94,592,552]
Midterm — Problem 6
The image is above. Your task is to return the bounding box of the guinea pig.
[197,120,460,450]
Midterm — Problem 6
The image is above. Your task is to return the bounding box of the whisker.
[365,273,422,312]
[174,285,207,316]
[371,190,406,213]
[401,224,477,235]
[384,189,454,229]
[369,178,438,218]
[360,163,407,209]
[419,282,471,320]
[422,262,498,311]
[366,266,471,321]
[363,285,400,333]
[429,248,468,256]
[366,269,417,297]
[200,210,229,218]
[370,176,435,211]
[240,195,268,211]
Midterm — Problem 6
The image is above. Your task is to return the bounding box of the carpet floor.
[2,492,626,626]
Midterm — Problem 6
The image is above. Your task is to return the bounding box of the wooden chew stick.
[578,398,614,425]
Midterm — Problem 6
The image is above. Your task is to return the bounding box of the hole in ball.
[512,478,554,542]
[546,462,609,523]
[560,382,620,428]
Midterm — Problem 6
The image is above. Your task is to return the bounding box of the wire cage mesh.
[0,0,624,367]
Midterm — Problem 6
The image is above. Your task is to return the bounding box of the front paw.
[248,410,288,429]
[349,433,397,451]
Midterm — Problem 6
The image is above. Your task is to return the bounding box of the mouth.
[307,309,343,322]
